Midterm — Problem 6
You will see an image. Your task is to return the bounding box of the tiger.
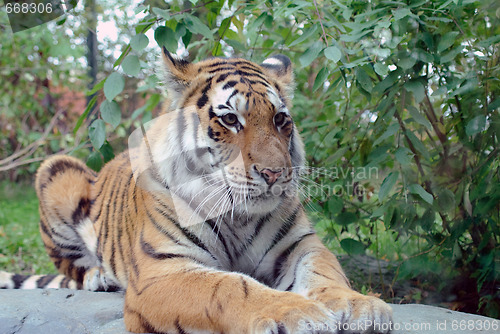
[0,48,392,334]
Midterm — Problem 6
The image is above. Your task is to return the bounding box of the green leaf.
[225,39,246,52]
[99,141,115,163]
[152,7,170,20]
[436,188,456,214]
[74,95,96,134]
[89,119,106,150]
[100,100,121,129]
[404,80,425,103]
[398,54,416,70]
[440,46,463,64]
[488,98,500,111]
[373,123,399,146]
[327,196,343,216]
[409,184,433,205]
[122,55,140,77]
[465,115,487,136]
[340,238,366,255]
[299,41,323,67]
[184,15,213,40]
[155,26,178,52]
[393,8,412,20]
[437,31,460,52]
[478,34,500,48]
[356,68,372,93]
[288,25,318,47]
[372,69,401,95]
[313,67,329,92]
[395,147,413,165]
[449,78,478,97]
[86,150,103,172]
[407,106,432,131]
[130,34,149,52]
[104,72,125,101]
[379,171,399,202]
[218,17,231,37]
[336,211,357,226]
[405,130,430,160]
[374,63,388,76]
[86,79,105,96]
[324,46,341,63]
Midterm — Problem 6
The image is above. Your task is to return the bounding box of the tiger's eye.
[274,112,286,127]
[221,113,239,126]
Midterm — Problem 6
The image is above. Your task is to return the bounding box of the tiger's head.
[140,48,305,219]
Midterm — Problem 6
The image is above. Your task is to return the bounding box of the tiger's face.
[145,49,305,218]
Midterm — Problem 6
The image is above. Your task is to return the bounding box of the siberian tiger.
[0,49,392,334]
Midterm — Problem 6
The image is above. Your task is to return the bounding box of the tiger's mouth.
[226,178,297,202]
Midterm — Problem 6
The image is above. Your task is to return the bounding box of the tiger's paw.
[250,292,340,334]
[83,267,121,292]
[311,287,393,334]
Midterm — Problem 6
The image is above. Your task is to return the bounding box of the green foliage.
[0,8,87,179]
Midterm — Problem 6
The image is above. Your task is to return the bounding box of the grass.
[0,181,56,274]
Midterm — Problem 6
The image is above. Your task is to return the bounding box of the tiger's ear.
[159,47,196,104]
[260,55,295,97]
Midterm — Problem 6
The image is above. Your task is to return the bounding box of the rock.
[0,289,498,333]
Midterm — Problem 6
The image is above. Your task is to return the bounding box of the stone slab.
[0,289,498,333]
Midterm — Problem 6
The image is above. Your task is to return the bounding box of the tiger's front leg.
[124,257,341,334]
[273,233,393,334]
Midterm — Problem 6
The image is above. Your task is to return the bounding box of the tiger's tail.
[0,270,80,289]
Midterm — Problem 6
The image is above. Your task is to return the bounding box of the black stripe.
[226,89,239,105]
[196,80,212,109]
[75,266,87,284]
[205,218,233,264]
[71,197,91,223]
[163,46,190,70]
[241,276,249,298]
[239,65,264,73]
[207,66,236,73]
[281,251,315,291]
[155,207,213,257]
[215,72,230,82]
[141,238,185,260]
[175,317,187,334]
[147,209,182,245]
[12,274,28,289]
[61,277,72,288]
[207,126,220,142]
[251,207,302,277]
[268,206,301,251]
[220,70,270,84]
[36,274,58,288]
[211,277,224,301]
[273,232,315,284]
[208,105,217,119]
[222,80,238,90]
[125,305,158,334]
[48,159,86,179]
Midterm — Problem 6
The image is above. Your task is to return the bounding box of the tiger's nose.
[260,168,283,186]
